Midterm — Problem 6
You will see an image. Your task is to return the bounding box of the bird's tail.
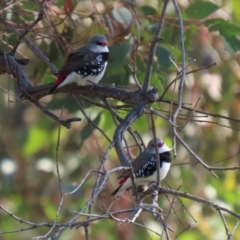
[111,185,122,196]
[48,84,58,94]
[111,176,129,196]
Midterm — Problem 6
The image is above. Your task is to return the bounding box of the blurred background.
[0,0,240,239]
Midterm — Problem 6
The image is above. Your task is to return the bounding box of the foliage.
[0,0,240,239]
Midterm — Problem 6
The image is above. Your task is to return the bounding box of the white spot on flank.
[115,162,171,196]
[57,61,108,88]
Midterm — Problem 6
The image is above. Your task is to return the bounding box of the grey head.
[146,137,172,154]
[86,34,108,53]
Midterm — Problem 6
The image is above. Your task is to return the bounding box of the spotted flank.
[135,155,160,178]
[74,53,107,80]
[110,138,173,197]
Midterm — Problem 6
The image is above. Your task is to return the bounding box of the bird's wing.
[58,48,98,74]
[117,151,154,179]
[132,151,156,173]
[117,151,172,179]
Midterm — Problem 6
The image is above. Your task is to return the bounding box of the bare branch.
[149,187,240,219]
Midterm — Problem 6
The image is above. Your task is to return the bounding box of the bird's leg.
[86,80,98,91]
[133,185,149,201]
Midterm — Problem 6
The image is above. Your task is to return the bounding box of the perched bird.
[49,34,109,93]
[111,138,172,197]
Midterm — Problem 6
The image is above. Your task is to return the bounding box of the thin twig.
[72,95,111,142]
[55,103,65,196]
[217,209,229,238]
[229,219,240,240]
[142,0,169,91]
[150,113,160,187]
[84,225,89,240]
[171,0,186,156]
[31,97,81,128]
[180,95,202,129]
[175,131,217,177]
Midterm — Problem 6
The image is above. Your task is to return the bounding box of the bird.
[111,137,172,197]
[49,34,109,93]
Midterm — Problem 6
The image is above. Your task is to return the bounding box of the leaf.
[185,2,220,19]
[112,7,132,25]
[205,18,240,36]
[184,25,198,49]
[155,45,172,69]
[205,18,240,51]
[161,27,174,43]
[80,112,102,147]
[22,1,36,11]
[42,70,54,85]
[150,72,163,94]
[108,42,131,74]
[231,0,240,24]
[46,95,80,112]
[23,126,48,157]
[223,36,240,51]
[99,110,115,138]
[145,23,159,34]
[140,5,158,15]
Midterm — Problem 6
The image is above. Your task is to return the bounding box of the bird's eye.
[158,142,163,148]
[96,41,107,46]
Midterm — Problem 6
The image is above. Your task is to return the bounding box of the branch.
[31,97,81,128]
[142,0,168,91]
[171,0,187,154]
[113,87,158,167]
[0,16,58,74]
[141,186,240,219]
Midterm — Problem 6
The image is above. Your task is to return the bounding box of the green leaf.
[161,27,174,43]
[184,25,198,49]
[223,35,240,51]
[145,23,159,34]
[57,0,64,7]
[112,7,132,24]
[41,198,60,221]
[99,110,115,139]
[205,18,240,50]
[205,18,240,36]
[231,0,240,24]
[46,95,79,112]
[108,42,131,74]
[80,112,102,147]
[155,45,172,69]
[42,69,54,85]
[23,126,48,157]
[22,1,36,11]
[140,5,158,15]
[185,2,220,19]
[150,72,163,94]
